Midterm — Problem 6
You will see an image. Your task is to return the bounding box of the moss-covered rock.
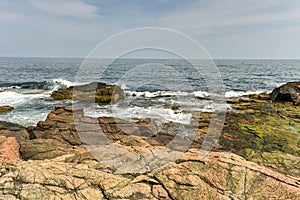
[220,94,300,177]
[51,82,125,103]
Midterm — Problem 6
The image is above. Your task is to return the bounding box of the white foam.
[0,91,51,126]
[276,82,287,87]
[126,90,197,98]
[127,90,267,99]
[85,104,192,125]
[193,91,212,98]
[49,78,87,91]
[224,90,265,98]
[0,86,21,90]
[0,110,48,127]
[0,91,47,106]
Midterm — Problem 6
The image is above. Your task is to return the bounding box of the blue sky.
[0,0,300,58]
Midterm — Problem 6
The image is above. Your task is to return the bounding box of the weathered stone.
[51,82,125,103]
[0,129,29,144]
[0,150,299,200]
[0,121,29,145]
[271,82,300,105]
[20,139,77,160]
[0,136,20,166]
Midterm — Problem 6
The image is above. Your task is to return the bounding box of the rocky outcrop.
[19,102,300,176]
[51,82,125,103]
[0,106,14,113]
[271,82,300,105]
[22,106,178,161]
[0,136,20,166]
[0,94,300,199]
[0,150,299,199]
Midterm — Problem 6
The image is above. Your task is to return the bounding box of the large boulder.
[271,82,300,105]
[51,82,125,103]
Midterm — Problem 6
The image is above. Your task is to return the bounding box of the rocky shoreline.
[0,82,299,199]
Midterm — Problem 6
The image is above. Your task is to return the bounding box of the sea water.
[0,57,299,126]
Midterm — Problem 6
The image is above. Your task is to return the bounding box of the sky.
[0,0,300,59]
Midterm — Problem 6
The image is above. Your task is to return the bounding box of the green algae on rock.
[220,93,300,177]
[51,82,125,103]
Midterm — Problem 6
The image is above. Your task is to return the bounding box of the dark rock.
[0,121,29,144]
[271,82,300,105]
[51,82,125,103]
[0,121,25,131]
[20,139,77,160]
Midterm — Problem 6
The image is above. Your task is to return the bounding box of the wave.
[224,90,266,98]
[125,90,266,98]
[1,79,268,99]
[0,91,48,107]
[0,78,84,91]
[85,104,193,125]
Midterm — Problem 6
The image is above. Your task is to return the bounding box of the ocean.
[0,57,299,126]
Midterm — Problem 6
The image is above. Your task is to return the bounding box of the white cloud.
[30,0,98,18]
[150,0,300,35]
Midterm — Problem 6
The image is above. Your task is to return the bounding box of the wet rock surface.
[51,82,125,103]
[0,106,14,113]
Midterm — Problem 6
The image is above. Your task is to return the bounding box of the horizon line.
[0,56,300,60]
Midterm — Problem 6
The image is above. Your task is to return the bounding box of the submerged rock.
[0,106,14,113]
[271,82,300,105]
[51,82,125,103]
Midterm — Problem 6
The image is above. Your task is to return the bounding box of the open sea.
[0,57,299,126]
